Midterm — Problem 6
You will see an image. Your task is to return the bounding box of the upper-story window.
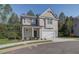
[32,19,36,25]
[24,18,26,23]
[47,18,52,24]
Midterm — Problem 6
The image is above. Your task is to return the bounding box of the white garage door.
[42,31,56,39]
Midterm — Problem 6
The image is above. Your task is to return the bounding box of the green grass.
[0,39,20,45]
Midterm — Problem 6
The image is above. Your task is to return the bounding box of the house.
[73,17,79,36]
[21,8,58,40]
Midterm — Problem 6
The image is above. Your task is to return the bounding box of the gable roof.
[39,8,58,19]
[21,8,59,20]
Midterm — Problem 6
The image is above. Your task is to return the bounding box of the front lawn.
[0,39,20,45]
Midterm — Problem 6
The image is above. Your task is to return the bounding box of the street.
[5,41,79,54]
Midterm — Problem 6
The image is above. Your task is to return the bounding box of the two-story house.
[73,17,79,36]
[21,8,58,40]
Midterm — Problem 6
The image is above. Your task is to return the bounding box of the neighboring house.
[21,8,58,40]
[73,17,79,36]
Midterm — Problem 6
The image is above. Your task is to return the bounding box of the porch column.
[40,28,42,39]
[32,27,34,37]
[22,26,24,40]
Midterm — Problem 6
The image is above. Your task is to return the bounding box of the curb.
[0,40,52,49]
[0,41,52,54]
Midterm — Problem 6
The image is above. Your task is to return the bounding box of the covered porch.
[22,26,41,40]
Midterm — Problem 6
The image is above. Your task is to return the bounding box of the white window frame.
[32,19,36,25]
[47,18,52,24]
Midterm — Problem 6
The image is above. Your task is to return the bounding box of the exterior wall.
[53,20,58,37]
[22,18,58,40]
[45,18,53,28]
[22,18,31,25]
[22,26,32,40]
[52,20,58,31]
[21,8,58,40]
[73,19,79,36]
[39,19,44,26]
[41,20,58,40]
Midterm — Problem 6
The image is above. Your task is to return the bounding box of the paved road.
[5,41,79,54]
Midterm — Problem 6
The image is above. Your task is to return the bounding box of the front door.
[34,30,38,37]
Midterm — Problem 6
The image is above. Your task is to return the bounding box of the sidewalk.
[0,40,52,53]
[0,38,79,53]
[0,38,78,49]
[53,38,79,42]
[0,40,52,49]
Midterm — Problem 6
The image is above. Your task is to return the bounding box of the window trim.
[47,18,53,24]
[31,19,36,25]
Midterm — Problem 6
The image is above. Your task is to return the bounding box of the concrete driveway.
[5,41,79,54]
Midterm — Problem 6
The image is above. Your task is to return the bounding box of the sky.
[11,4,79,17]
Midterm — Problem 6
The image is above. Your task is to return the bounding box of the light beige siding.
[39,19,44,26]
[22,18,31,25]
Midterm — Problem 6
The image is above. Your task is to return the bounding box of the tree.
[3,4,12,14]
[0,4,13,24]
[0,24,7,39]
[27,10,35,16]
[1,14,7,23]
[59,12,66,31]
[0,4,3,11]
[59,12,66,20]
[8,13,19,24]
[0,4,21,40]
[58,12,66,37]
[7,32,18,40]
[66,16,74,36]
[59,16,74,37]
[59,17,68,36]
